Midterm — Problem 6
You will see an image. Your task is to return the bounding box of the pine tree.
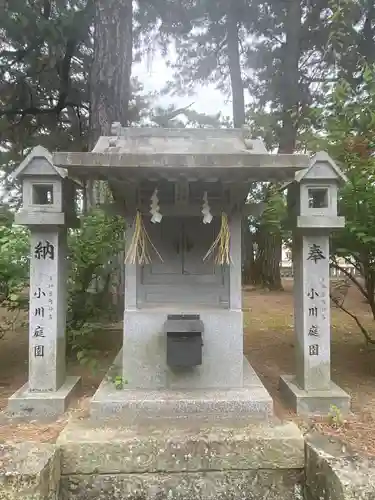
[0,0,93,205]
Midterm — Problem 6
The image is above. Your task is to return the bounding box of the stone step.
[61,470,304,500]
[57,419,304,475]
[57,418,304,500]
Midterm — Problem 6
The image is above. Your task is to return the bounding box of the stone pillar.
[124,216,137,311]
[123,216,138,383]
[279,230,350,415]
[29,228,67,392]
[8,225,81,417]
[229,213,242,311]
[293,233,330,391]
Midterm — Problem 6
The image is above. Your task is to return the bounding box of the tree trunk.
[253,226,282,290]
[254,0,302,290]
[278,0,302,153]
[90,0,132,145]
[226,4,245,128]
[89,0,132,307]
[358,0,375,65]
[363,258,375,320]
[226,4,254,283]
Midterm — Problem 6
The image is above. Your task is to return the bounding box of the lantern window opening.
[32,184,54,205]
[308,187,329,209]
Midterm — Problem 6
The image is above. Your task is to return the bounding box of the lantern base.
[279,374,350,416]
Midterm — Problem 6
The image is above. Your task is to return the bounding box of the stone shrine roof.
[53,127,309,183]
[94,127,269,155]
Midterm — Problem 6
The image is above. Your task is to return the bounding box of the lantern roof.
[12,145,68,180]
[294,151,348,184]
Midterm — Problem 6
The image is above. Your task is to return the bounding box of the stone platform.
[90,351,273,420]
[7,376,81,419]
[57,417,304,500]
[279,375,351,416]
[0,442,59,500]
[305,434,375,500]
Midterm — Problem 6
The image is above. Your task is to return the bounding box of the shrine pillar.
[279,152,351,415]
[7,146,81,418]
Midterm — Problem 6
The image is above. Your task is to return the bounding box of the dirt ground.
[1,280,375,454]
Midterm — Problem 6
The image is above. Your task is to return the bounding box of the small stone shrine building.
[8,127,350,418]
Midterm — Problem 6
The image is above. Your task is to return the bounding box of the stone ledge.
[60,469,304,500]
[305,434,375,500]
[15,211,66,226]
[279,374,351,416]
[0,442,59,500]
[57,419,304,475]
[90,352,273,420]
[7,376,81,419]
[90,386,273,420]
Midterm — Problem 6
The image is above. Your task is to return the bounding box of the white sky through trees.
[133,47,233,119]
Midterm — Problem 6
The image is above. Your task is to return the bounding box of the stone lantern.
[279,152,351,415]
[8,146,80,417]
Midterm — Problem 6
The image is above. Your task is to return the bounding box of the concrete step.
[57,418,304,474]
[57,418,304,500]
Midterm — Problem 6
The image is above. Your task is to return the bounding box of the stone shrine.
[7,127,350,418]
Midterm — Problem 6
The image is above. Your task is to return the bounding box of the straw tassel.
[203,212,232,265]
[125,210,163,264]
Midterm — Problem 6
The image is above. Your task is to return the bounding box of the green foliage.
[0,222,29,339]
[241,0,375,288]
[0,0,93,207]
[328,404,345,429]
[66,209,125,358]
[323,65,375,253]
[307,64,375,338]
[260,188,287,234]
[0,223,29,299]
[0,207,126,368]
[112,375,128,390]
[336,159,375,259]
[70,324,101,373]
[247,184,288,240]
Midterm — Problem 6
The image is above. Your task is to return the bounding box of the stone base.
[0,442,59,500]
[90,352,273,421]
[306,434,375,500]
[279,374,351,416]
[7,376,81,419]
[61,469,303,500]
[57,418,304,500]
